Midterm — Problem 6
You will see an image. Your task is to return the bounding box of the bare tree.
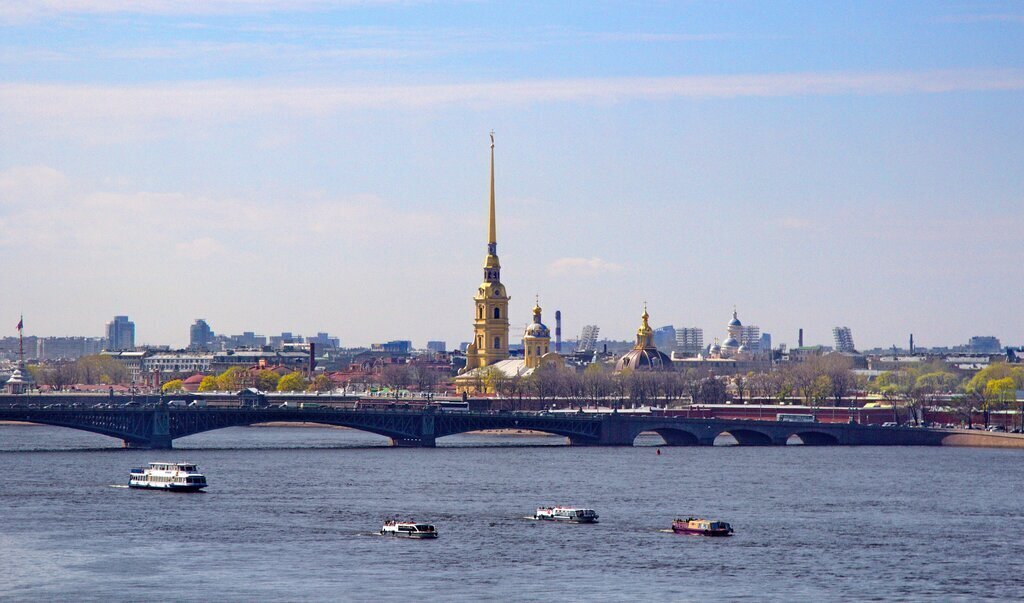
[695,377,727,405]
[380,364,413,397]
[582,364,614,406]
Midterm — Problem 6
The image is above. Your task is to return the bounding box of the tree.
[308,374,333,392]
[582,364,613,405]
[985,377,1016,410]
[733,373,747,404]
[198,376,218,392]
[254,369,281,392]
[215,366,246,391]
[695,377,727,405]
[161,379,184,393]
[277,372,309,392]
[415,366,441,393]
[381,364,413,395]
[530,364,563,407]
[74,355,129,385]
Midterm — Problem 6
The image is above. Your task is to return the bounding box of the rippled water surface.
[2,424,1023,602]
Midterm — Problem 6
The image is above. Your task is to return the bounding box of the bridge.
[0,404,950,449]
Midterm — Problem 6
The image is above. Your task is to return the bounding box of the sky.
[1,1,1022,350]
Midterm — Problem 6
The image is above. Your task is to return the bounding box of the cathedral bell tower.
[461,132,510,372]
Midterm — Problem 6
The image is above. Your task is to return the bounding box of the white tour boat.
[129,462,208,492]
[534,506,599,523]
[380,520,438,539]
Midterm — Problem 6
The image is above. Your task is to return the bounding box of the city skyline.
[1,1,1022,349]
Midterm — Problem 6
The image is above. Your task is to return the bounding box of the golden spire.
[488,130,496,248]
[636,303,653,348]
[533,294,541,317]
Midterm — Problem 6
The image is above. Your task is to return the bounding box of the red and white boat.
[672,518,733,536]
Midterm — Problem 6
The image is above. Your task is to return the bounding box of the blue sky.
[1,1,1022,350]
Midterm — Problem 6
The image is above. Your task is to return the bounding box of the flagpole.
[17,314,24,366]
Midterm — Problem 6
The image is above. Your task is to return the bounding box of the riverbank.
[463,429,556,437]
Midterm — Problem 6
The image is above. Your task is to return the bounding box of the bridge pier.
[391,435,436,448]
[122,435,172,449]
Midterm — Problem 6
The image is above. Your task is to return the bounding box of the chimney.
[555,310,562,353]
[798,328,804,348]
[910,334,914,354]
[308,342,316,376]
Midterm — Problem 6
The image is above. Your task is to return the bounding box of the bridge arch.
[717,428,774,446]
[168,414,422,446]
[642,428,703,446]
[788,430,840,446]
[0,416,150,446]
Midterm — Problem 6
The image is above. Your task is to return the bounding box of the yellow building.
[462,133,510,373]
[523,298,551,369]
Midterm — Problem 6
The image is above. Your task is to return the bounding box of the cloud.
[175,237,226,260]
[0,165,70,204]
[0,165,440,254]
[3,69,1021,127]
[547,257,623,277]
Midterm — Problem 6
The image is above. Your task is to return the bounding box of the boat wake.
[108,484,129,489]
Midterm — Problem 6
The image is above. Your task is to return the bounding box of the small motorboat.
[534,507,599,523]
[672,518,733,536]
[380,520,438,539]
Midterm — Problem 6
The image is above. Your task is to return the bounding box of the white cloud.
[0,165,69,204]
[175,237,226,260]
[547,256,623,277]
[3,69,1020,132]
[0,165,440,253]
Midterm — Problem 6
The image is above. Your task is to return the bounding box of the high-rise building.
[105,315,135,351]
[675,327,704,356]
[652,325,677,351]
[759,333,772,353]
[307,332,340,349]
[427,341,447,353]
[372,340,412,354]
[968,336,1002,354]
[576,325,600,353]
[833,326,856,352]
[189,319,215,351]
[739,325,761,349]
[37,336,105,360]
[461,133,510,373]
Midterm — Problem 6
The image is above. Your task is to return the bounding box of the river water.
[1,424,1023,602]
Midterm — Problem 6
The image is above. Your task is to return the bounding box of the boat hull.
[380,531,438,539]
[535,515,598,523]
[129,482,207,492]
[671,525,732,536]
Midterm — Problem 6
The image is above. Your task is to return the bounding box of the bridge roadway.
[0,404,949,449]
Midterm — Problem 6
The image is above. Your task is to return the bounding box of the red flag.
[16,317,23,331]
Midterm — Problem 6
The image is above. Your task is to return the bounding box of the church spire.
[483,131,500,279]
[488,131,497,254]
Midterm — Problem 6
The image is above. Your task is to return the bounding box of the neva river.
[2,424,1023,602]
